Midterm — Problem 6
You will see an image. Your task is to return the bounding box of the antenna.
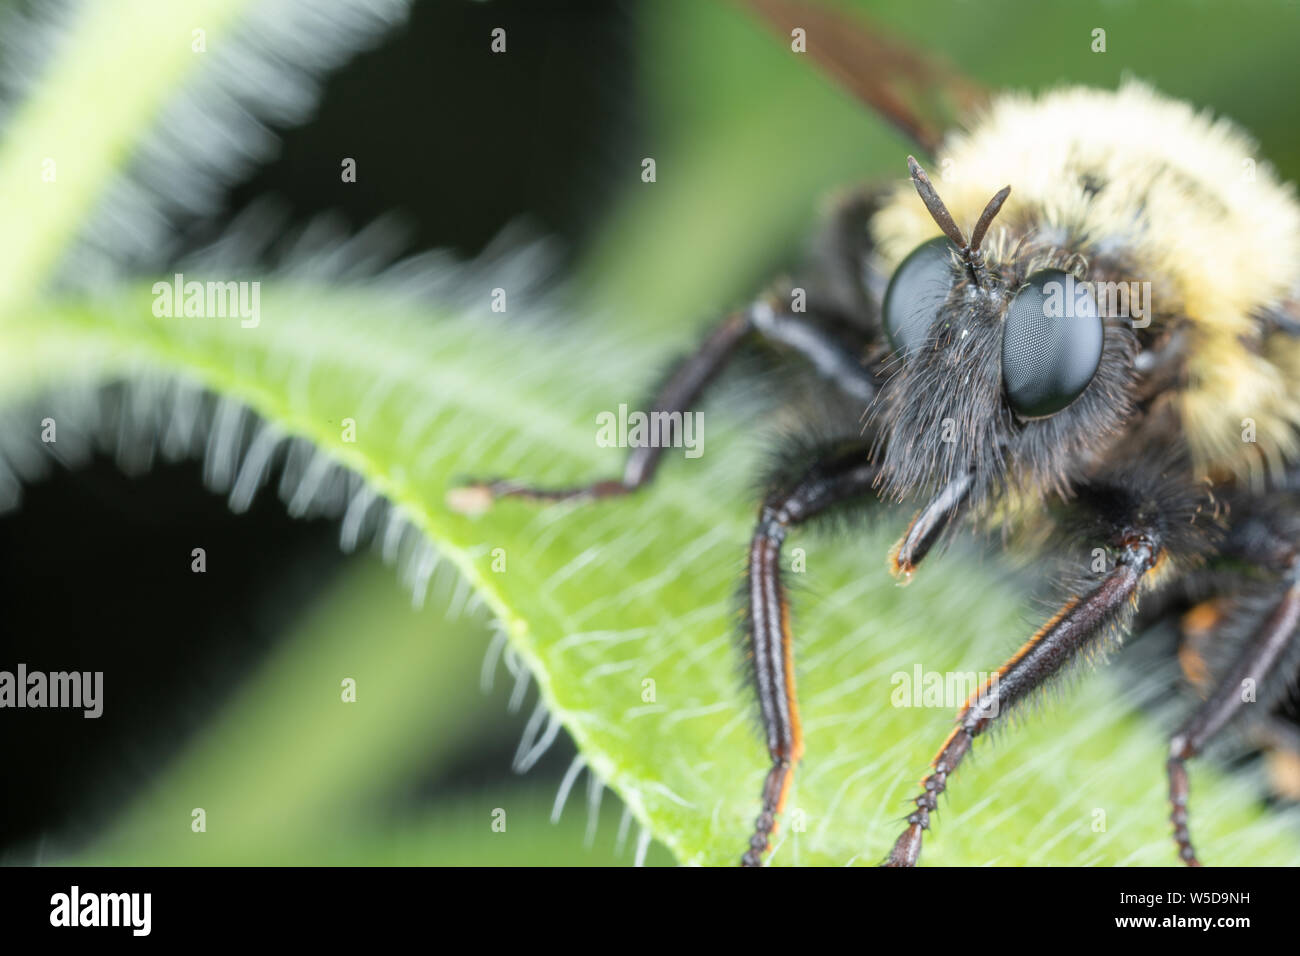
[907,156,1010,289]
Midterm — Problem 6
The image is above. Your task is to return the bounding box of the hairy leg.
[448,302,879,513]
[1167,541,1300,865]
[884,513,1166,866]
[740,441,879,866]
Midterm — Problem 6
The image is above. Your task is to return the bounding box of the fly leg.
[741,441,879,866]
[1167,552,1300,865]
[448,301,879,514]
[884,523,1165,866]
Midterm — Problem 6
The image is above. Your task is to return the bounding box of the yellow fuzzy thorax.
[870,80,1300,484]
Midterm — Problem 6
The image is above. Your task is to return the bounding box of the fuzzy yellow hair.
[870,80,1300,483]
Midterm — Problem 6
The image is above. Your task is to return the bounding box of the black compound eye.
[882,237,957,356]
[1002,269,1104,418]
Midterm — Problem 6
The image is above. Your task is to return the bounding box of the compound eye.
[882,237,957,356]
[1001,269,1104,418]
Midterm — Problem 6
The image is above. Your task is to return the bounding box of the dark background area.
[0,0,641,856]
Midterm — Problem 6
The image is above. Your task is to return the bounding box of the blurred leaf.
[0,0,252,314]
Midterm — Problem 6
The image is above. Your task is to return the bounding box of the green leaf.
[8,285,1299,866]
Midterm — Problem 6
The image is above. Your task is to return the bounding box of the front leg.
[448,300,880,515]
[741,441,879,866]
[884,525,1164,866]
[448,309,753,511]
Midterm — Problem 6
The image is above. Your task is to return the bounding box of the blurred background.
[2,0,1299,865]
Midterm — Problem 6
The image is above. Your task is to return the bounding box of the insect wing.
[738,0,987,155]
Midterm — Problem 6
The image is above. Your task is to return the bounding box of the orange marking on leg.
[774,764,794,818]
[945,598,1080,724]
[1002,596,1080,673]
[930,725,964,769]
[1182,599,1223,637]
[1145,550,1169,587]
[887,513,921,583]
[780,597,805,763]
[1179,599,1221,691]
[1178,643,1211,690]
[925,594,1085,779]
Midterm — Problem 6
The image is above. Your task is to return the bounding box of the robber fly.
[450,0,1300,866]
